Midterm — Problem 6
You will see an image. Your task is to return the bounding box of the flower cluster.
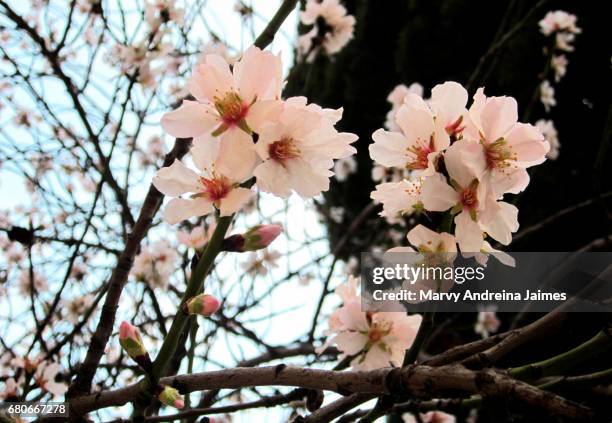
[535,11,581,159]
[318,276,422,370]
[370,81,549,254]
[153,46,358,223]
[298,0,356,63]
[1,356,67,399]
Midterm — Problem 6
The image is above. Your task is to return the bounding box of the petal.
[481,96,518,141]
[444,139,486,188]
[454,211,483,253]
[481,202,519,245]
[490,168,529,196]
[188,55,234,102]
[370,129,409,167]
[246,99,283,134]
[216,129,257,183]
[506,123,548,165]
[153,160,201,196]
[191,134,221,173]
[161,100,218,138]
[287,158,331,198]
[430,81,468,125]
[218,187,253,216]
[234,46,282,103]
[333,332,367,356]
[163,198,214,224]
[395,105,435,147]
[253,161,292,197]
[420,173,458,212]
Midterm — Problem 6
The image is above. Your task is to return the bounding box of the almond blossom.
[403,411,456,423]
[161,46,282,138]
[385,83,424,131]
[540,80,556,112]
[319,276,422,370]
[177,223,216,250]
[132,240,178,289]
[539,11,581,37]
[153,131,255,222]
[253,100,357,198]
[474,310,501,338]
[298,0,356,62]
[463,88,549,196]
[145,0,184,30]
[370,82,467,175]
[370,178,422,222]
[34,361,67,397]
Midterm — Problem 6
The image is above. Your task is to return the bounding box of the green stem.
[253,0,298,49]
[150,216,233,385]
[509,327,612,381]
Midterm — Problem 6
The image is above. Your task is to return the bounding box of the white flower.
[66,294,94,324]
[370,179,422,222]
[242,250,281,277]
[34,362,67,398]
[177,224,216,250]
[253,100,357,198]
[145,0,184,30]
[535,119,560,160]
[320,277,422,370]
[540,80,556,112]
[19,270,48,296]
[402,411,456,423]
[153,131,256,222]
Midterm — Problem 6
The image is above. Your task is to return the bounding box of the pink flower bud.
[222,224,283,252]
[119,321,148,361]
[158,385,184,409]
[185,293,220,316]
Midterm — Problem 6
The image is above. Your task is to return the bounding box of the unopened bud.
[119,321,151,371]
[184,293,220,316]
[222,224,282,252]
[158,385,184,409]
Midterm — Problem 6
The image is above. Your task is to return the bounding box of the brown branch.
[70,364,593,420]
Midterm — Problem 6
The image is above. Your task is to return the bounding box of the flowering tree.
[0,1,611,422]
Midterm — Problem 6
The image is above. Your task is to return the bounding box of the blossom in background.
[140,135,166,167]
[403,411,456,423]
[370,178,422,223]
[539,10,581,38]
[385,83,424,131]
[535,119,560,160]
[253,100,357,198]
[65,294,94,324]
[333,156,357,181]
[145,0,184,30]
[242,250,281,277]
[540,80,556,112]
[319,276,422,370]
[161,46,282,138]
[552,54,568,82]
[298,0,355,62]
[177,223,216,250]
[153,132,255,222]
[474,310,501,338]
[18,270,48,296]
[132,240,178,289]
[34,361,67,398]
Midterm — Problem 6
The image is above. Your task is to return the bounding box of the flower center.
[368,320,392,343]
[483,137,516,170]
[269,138,301,164]
[199,175,232,203]
[214,91,249,126]
[406,136,435,170]
[445,115,465,140]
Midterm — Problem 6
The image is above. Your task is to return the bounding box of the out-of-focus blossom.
[535,119,560,160]
[385,83,424,131]
[540,80,556,112]
[298,0,355,62]
[132,240,178,289]
[177,224,216,250]
[333,156,357,181]
[145,0,184,30]
[66,294,94,324]
[403,411,456,423]
[539,10,581,37]
[552,54,568,82]
[474,310,501,338]
[34,361,67,398]
[19,270,48,296]
[242,250,281,277]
